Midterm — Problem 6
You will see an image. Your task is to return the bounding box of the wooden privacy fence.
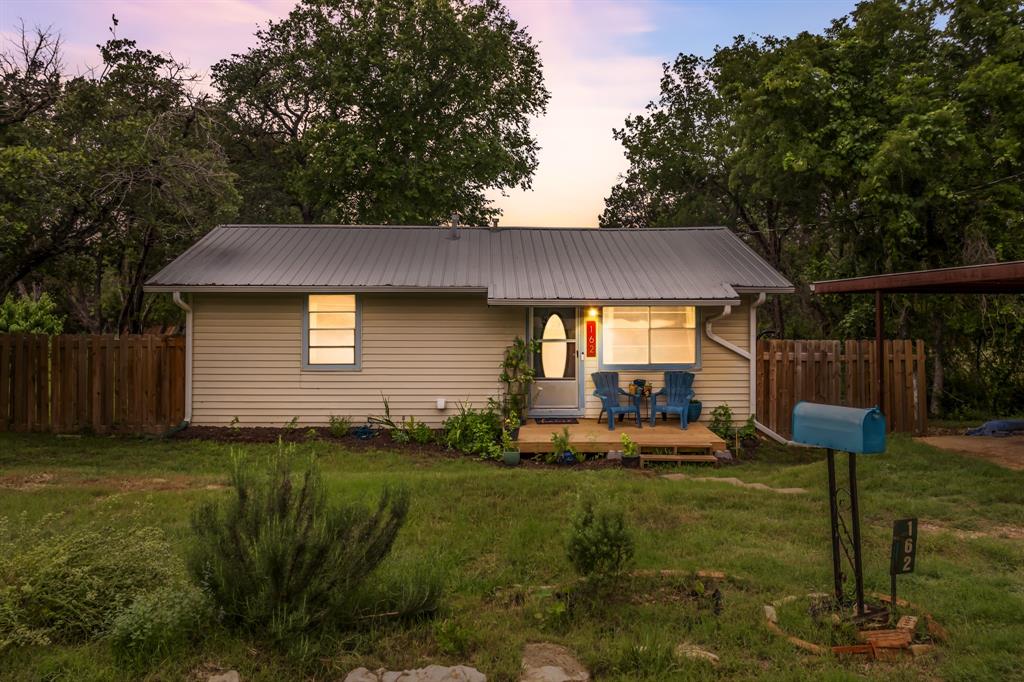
[756,339,927,437]
[0,333,185,433]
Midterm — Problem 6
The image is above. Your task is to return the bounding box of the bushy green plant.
[441,404,501,459]
[499,336,540,420]
[500,415,519,452]
[328,415,351,438]
[549,427,579,463]
[107,582,214,666]
[0,292,64,334]
[0,514,180,649]
[566,500,634,584]
[395,416,434,445]
[709,403,734,440]
[187,444,410,640]
[737,415,757,441]
[620,433,639,457]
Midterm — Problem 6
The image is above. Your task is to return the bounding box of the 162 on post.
[889,518,918,612]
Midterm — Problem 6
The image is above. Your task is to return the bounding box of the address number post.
[890,518,918,617]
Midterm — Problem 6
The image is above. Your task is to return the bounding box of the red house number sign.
[585,320,597,357]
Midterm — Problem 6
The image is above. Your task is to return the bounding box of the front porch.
[515,419,727,466]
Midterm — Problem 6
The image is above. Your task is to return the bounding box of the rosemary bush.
[187,443,410,640]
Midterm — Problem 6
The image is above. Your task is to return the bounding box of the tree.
[0,28,239,332]
[214,0,549,225]
[602,0,1024,414]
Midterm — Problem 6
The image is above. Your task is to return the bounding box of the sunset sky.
[2,0,855,227]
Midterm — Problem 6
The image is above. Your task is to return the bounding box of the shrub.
[393,416,434,445]
[708,403,734,440]
[328,415,351,438]
[441,404,501,459]
[566,500,634,584]
[107,582,214,666]
[0,514,180,649]
[0,292,64,334]
[187,444,410,641]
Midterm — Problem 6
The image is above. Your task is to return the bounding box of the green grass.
[1,433,1022,681]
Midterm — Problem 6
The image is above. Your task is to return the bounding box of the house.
[145,225,792,431]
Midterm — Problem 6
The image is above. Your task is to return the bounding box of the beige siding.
[190,293,753,428]
[191,293,522,426]
[581,298,753,420]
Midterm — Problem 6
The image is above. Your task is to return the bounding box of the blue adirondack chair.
[592,371,641,430]
[650,371,695,428]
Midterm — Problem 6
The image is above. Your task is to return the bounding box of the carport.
[810,260,1024,418]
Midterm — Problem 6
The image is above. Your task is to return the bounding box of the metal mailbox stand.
[826,448,866,616]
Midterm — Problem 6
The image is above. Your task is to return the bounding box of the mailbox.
[791,402,886,454]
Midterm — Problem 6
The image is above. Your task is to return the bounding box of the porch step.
[640,454,718,468]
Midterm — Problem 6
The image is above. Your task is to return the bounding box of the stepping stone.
[662,473,807,494]
[344,665,485,682]
[521,643,589,681]
[674,643,719,666]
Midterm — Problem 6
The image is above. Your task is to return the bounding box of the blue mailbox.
[791,402,886,454]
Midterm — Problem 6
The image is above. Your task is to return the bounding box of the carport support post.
[826,449,843,603]
[875,289,884,416]
[848,452,866,616]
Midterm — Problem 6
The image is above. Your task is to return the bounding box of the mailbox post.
[792,402,886,616]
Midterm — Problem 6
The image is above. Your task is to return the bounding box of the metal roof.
[146,225,793,304]
[812,260,1024,295]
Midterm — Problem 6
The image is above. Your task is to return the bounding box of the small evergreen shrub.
[187,444,410,641]
[566,501,635,584]
[441,404,501,459]
[107,582,214,666]
[0,515,179,649]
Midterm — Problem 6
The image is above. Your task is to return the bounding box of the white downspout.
[706,292,801,446]
[172,292,193,424]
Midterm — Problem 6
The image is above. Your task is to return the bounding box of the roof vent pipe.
[448,212,461,240]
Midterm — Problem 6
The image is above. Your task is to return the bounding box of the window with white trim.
[305,294,358,367]
[602,306,697,367]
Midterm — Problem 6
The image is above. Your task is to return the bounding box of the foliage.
[0,292,63,334]
[500,415,519,452]
[0,514,180,649]
[107,582,214,666]
[601,0,1024,416]
[709,403,735,440]
[499,337,539,421]
[441,403,502,459]
[394,417,435,446]
[368,395,400,431]
[328,415,351,438]
[737,415,758,442]
[187,444,409,640]
[212,0,549,226]
[549,427,578,464]
[620,433,639,458]
[565,500,635,584]
[0,25,239,332]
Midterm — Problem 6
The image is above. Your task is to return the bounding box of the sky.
[1,0,856,227]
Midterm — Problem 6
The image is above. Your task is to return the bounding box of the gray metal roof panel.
[146,225,793,299]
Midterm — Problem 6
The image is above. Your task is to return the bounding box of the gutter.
[171,292,193,427]
[706,292,803,446]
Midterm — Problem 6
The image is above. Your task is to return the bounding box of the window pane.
[309,347,355,365]
[308,294,355,312]
[604,307,648,330]
[309,312,355,329]
[651,328,696,364]
[309,329,355,347]
[650,306,694,329]
[605,328,649,365]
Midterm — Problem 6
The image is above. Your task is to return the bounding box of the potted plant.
[550,427,578,465]
[501,416,520,467]
[620,433,640,468]
[737,415,759,459]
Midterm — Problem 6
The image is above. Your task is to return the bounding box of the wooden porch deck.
[516,419,726,465]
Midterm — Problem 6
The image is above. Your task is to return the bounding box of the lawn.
[0,432,1022,681]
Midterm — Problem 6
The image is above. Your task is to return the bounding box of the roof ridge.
[215,224,729,232]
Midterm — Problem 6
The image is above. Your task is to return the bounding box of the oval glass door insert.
[541,314,568,378]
